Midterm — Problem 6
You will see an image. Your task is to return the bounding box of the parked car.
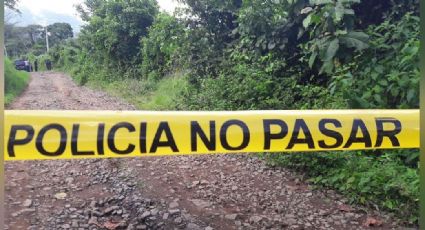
[14,59,31,72]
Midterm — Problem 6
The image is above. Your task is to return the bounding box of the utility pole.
[45,26,49,52]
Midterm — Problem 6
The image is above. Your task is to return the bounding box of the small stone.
[231,186,238,191]
[174,217,182,224]
[54,192,67,200]
[136,225,147,230]
[250,215,263,223]
[151,208,159,216]
[190,199,212,209]
[225,214,238,220]
[285,214,296,219]
[104,206,119,214]
[286,218,297,225]
[187,223,201,230]
[20,208,36,213]
[140,211,151,220]
[169,209,180,215]
[71,221,79,228]
[169,201,179,209]
[65,177,74,184]
[163,213,169,220]
[205,227,214,230]
[91,210,103,217]
[22,199,32,208]
[88,217,98,225]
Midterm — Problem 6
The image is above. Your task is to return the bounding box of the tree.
[77,0,159,71]
[141,13,186,78]
[25,24,44,46]
[177,0,242,44]
[5,0,20,12]
[5,25,34,57]
[47,23,74,47]
[75,0,104,22]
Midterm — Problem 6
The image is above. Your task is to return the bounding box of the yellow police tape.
[4,110,419,161]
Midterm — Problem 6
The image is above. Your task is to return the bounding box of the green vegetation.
[5,22,73,57]
[5,4,73,72]
[5,58,30,105]
[87,73,188,110]
[12,0,418,225]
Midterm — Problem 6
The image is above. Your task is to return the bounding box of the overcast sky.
[12,0,180,32]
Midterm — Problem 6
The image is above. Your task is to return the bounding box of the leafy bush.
[182,64,294,110]
[330,13,419,109]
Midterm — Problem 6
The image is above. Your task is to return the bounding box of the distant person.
[45,59,52,71]
[34,59,38,72]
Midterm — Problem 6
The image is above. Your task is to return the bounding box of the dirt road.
[5,72,403,230]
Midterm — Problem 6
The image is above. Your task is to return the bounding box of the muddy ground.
[5,72,408,230]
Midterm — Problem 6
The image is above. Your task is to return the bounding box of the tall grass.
[5,58,30,105]
[86,73,188,110]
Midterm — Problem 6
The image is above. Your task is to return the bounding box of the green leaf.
[268,41,276,50]
[320,59,334,74]
[335,2,344,22]
[378,79,388,86]
[308,52,318,68]
[310,0,333,5]
[373,94,383,104]
[406,89,416,102]
[344,9,355,15]
[303,14,312,28]
[347,176,355,184]
[346,31,369,41]
[325,38,339,61]
[340,32,369,50]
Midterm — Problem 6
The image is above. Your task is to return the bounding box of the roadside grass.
[86,73,188,110]
[5,58,30,105]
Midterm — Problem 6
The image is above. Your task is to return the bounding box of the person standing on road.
[34,59,38,72]
[45,59,52,71]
